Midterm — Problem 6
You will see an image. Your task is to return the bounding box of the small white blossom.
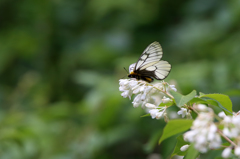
[145,103,158,109]
[148,107,167,119]
[196,104,208,111]
[149,109,160,119]
[169,85,177,92]
[180,145,189,151]
[177,108,192,119]
[222,147,232,158]
[234,146,240,157]
[218,111,226,118]
[177,108,187,118]
[162,96,171,103]
[156,112,164,119]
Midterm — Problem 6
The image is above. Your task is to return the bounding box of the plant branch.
[217,129,237,147]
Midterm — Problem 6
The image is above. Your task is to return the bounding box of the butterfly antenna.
[123,67,128,73]
[120,67,128,79]
[120,74,127,79]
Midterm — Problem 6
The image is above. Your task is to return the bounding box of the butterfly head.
[128,72,138,79]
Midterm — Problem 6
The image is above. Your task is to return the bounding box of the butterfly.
[128,41,171,83]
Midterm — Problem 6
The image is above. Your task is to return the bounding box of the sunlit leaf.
[189,98,207,105]
[141,114,150,117]
[183,144,199,159]
[159,119,193,144]
[170,90,197,107]
[171,135,189,157]
[200,94,232,115]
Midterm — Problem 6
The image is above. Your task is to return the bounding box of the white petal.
[223,128,232,137]
[234,146,240,156]
[197,104,207,111]
[132,102,140,108]
[155,112,163,119]
[149,109,159,119]
[180,145,190,151]
[162,96,171,103]
[222,147,232,158]
[209,124,217,133]
[139,86,145,92]
[223,116,232,123]
[218,111,226,118]
[169,85,177,91]
[145,103,157,109]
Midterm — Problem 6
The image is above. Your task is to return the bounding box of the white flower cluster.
[119,79,176,119]
[219,111,240,158]
[146,103,167,120]
[183,104,221,153]
[219,111,240,139]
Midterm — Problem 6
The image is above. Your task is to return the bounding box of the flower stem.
[152,86,174,99]
[189,105,199,115]
[217,129,237,147]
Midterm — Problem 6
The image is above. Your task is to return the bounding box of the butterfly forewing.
[134,42,163,70]
[128,41,171,82]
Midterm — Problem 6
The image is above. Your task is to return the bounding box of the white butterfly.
[128,41,171,83]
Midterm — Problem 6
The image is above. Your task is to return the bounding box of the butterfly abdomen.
[141,76,154,83]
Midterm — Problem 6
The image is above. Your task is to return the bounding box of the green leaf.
[170,90,197,107]
[159,101,174,107]
[171,135,189,157]
[159,119,193,144]
[143,129,163,153]
[141,114,150,118]
[183,144,199,159]
[205,99,219,106]
[200,94,232,115]
[189,97,207,105]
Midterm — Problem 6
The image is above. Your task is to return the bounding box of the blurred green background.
[0,0,240,158]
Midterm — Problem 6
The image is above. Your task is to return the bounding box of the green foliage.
[183,144,199,159]
[171,135,189,157]
[159,100,174,107]
[0,0,240,158]
[159,119,193,144]
[170,90,197,107]
[200,94,233,115]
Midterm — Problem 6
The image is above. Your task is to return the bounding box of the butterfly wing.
[133,42,171,80]
[129,63,136,73]
[143,60,171,80]
[134,41,163,71]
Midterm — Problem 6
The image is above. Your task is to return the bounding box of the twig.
[217,129,237,147]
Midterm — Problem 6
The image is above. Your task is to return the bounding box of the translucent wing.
[138,61,171,80]
[148,61,171,80]
[134,41,163,71]
[128,63,136,73]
